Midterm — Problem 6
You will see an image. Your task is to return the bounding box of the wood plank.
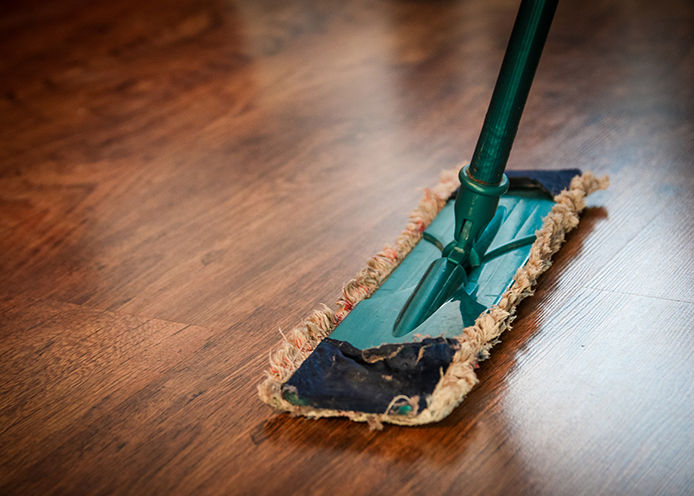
[588,191,694,303]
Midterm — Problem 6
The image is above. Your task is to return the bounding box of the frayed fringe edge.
[257,167,609,429]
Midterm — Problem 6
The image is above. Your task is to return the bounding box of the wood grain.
[1,0,693,494]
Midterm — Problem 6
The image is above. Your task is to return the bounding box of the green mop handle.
[468,0,559,186]
[393,0,559,336]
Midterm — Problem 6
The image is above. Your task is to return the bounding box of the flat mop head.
[258,167,608,428]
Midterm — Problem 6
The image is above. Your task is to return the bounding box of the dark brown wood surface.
[1,0,693,494]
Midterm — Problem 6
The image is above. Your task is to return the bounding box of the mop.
[258,0,608,428]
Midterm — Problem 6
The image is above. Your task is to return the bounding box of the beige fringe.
[258,167,609,428]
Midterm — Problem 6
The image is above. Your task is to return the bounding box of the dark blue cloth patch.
[450,168,580,200]
[506,168,580,197]
[282,337,459,414]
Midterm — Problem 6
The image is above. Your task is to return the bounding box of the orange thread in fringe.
[356,283,370,296]
[335,312,347,325]
[382,247,398,261]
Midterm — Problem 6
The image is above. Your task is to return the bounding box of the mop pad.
[258,167,608,428]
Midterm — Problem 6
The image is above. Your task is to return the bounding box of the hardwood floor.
[1,0,693,494]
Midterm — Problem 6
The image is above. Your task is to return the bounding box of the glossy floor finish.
[1,0,692,494]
